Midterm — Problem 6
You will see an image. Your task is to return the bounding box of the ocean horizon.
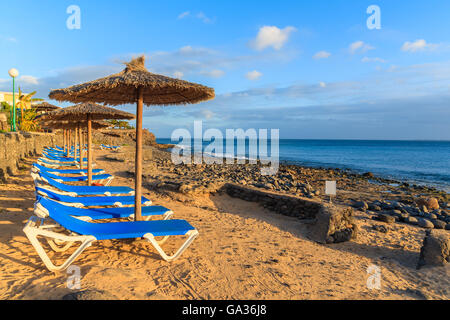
[157,138,450,192]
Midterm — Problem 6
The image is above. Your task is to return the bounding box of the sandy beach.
[0,145,448,300]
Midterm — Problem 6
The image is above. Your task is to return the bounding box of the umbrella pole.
[67,130,70,157]
[63,129,66,153]
[134,87,144,221]
[74,127,78,165]
[78,125,83,169]
[87,114,92,186]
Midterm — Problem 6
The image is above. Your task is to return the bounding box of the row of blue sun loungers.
[23,145,198,271]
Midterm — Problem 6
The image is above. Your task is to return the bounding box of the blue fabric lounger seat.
[37,170,113,184]
[32,163,105,175]
[31,172,134,196]
[43,154,88,162]
[35,186,152,207]
[100,144,121,150]
[35,196,173,221]
[24,198,198,271]
[37,158,90,168]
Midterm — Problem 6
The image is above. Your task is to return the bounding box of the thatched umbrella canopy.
[41,103,135,184]
[49,56,215,221]
[41,120,109,130]
[33,102,61,114]
[40,102,135,122]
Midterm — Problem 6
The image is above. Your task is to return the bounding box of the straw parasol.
[41,103,135,184]
[33,102,61,114]
[49,56,215,221]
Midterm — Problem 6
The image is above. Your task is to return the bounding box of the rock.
[353,201,368,210]
[418,218,434,229]
[377,214,395,224]
[416,197,440,210]
[363,172,374,178]
[307,204,358,244]
[417,230,450,269]
[368,203,382,211]
[372,225,388,233]
[446,224,450,231]
[405,216,418,225]
[431,219,446,229]
[62,289,119,300]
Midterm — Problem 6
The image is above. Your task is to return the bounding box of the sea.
[156,138,450,193]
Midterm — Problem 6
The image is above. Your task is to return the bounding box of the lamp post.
[8,68,19,132]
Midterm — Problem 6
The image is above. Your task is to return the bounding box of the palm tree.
[16,87,43,130]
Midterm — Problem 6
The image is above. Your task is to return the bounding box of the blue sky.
[1,0,449,139]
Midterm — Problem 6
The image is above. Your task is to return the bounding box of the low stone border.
[223,183,358,244]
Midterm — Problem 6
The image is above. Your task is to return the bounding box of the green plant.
[19,108,40,132]
[106,119,135,129]
[16,87,43,129]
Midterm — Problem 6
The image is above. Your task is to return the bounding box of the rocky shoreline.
[107,145,450,232]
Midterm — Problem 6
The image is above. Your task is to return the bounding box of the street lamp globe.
[8,68,19,78]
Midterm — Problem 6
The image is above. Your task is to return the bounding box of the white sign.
[325,181,336,196]
[0,94,4,102]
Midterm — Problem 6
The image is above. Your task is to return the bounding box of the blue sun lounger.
[37,158,91,168]
[100,144,121,150]
[45,146,64,152]
[35,196,173,221]
[32,163,105,176]
[35,186,152,208]
[24,198,198,271]
[31,172,134,196]
[43,153,87,162]
[35,170,114,185]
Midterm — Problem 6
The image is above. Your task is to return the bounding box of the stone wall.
[0,132,62,182]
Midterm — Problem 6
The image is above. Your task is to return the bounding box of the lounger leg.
[23,220,96,272]
[47,239,75,253]
[143,230,199,262]
[105,177,113,186]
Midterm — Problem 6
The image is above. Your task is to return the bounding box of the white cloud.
[401,39,439,52]
[250,26,297,51]
[19,75,39,85]
[319,82,327,88]
[200,69,225,78]
[313,51,331,59]
[173,71,184,79]
[177,11,214,23]
[178,11,190,19]
[200,109,214,119]
[349,41,375,54]
[362,57,386,63]
[246,70,263,81]
[196,12,213,24]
